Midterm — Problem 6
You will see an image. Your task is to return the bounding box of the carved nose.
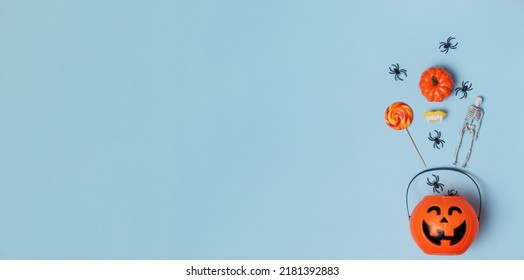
[440,217,449,223]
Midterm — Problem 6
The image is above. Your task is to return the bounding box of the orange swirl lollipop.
[385,102,413,130]
[385,102,427,167]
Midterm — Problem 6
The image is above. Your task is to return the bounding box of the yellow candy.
[423,110,446,123]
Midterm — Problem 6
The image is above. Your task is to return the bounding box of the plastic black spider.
[439,36,458,54]
[388,63,407,81]
[427,174,444,193]
[454,81,473,99]
[447,189,459,196]
[428,130,445,149]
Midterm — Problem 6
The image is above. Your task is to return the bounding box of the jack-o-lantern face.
[410,195,479,255]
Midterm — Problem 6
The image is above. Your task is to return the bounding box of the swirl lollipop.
[385,102,427,167]
[385,102,413,130]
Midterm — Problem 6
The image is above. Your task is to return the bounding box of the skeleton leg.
[462,129,476,168]
[453,127,466,165]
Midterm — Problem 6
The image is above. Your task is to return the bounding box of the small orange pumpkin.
[419,67,454,102]
[410,195,479,255]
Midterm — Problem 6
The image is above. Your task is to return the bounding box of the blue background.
[1,0,523,259]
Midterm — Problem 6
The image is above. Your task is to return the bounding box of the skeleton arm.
[460,114,469,133]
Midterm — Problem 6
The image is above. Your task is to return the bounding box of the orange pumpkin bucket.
[406,167,481,255]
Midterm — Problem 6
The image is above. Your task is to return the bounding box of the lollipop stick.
[405,128,427,167]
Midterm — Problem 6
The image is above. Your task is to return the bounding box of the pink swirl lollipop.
[385,102,426,167]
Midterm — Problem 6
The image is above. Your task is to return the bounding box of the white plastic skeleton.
[453,96,484,167]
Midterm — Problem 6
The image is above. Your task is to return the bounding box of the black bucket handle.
[406,167,481,221]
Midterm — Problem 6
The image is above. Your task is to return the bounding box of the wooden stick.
[405,128,427,167]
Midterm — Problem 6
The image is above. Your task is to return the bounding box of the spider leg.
[435,130,441,137]
[448,189,458,196]
[389,64,398,72]
[397,75,404,81]
[461,92,467,99]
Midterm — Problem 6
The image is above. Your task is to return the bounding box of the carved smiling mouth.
[422,221,466,246]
